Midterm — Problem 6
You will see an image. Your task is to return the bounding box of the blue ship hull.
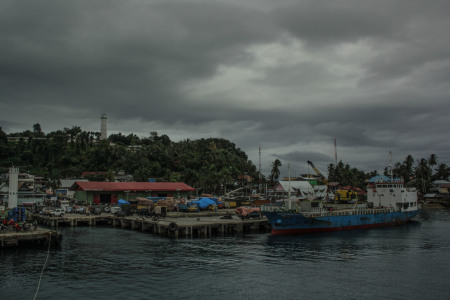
[263,210,420,235]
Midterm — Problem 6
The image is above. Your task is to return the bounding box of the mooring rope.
[33,232,52,300]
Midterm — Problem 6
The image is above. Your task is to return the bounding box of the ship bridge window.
[403,203,409,209]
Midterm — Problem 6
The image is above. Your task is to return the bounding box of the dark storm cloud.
[0,0,275,118]
[1,0,449,177]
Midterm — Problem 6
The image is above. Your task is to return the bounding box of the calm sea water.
[1,208,450,300]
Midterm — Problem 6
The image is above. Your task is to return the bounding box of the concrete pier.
[0,228,62,248]
[33,210,271,238]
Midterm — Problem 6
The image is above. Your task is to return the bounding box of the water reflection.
[1,208,449,299]
[262,221,425,263]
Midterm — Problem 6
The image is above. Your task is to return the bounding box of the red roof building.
[72,181,196,204]
[73,181,195,192]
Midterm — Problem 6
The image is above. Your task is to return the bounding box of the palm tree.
[433,163,450,181]
[47,171,61,195]
[270,159,282,185]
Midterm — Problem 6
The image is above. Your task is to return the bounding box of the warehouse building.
[71,181,196,204]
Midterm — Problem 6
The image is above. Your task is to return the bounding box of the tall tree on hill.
[415,158,432,193]
[270,159,282,186]
[392,154,415,185]
[433,163,450,181]
[33,123,45,137]
[428,154,438,168]
[47,171,61,194]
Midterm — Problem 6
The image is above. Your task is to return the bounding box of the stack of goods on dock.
[7,207,27,222]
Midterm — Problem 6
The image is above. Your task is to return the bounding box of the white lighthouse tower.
[100,113,107,140]
[8,167,19,208]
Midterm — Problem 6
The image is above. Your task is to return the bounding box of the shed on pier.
[71,181,196,205]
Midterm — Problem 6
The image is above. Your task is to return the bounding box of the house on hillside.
[71,181,196,204]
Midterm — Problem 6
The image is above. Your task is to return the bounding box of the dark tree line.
[0,124,261,195]
[390,154,450,193]
[326,154,449,193]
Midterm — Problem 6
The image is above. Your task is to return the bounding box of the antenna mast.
[334,138,337,165]
[288,164,291,210]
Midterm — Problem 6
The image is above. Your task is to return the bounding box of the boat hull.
[264,210,419,235]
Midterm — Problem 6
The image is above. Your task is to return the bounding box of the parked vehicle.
[110,206,122,214]
[75,206,86,214]
[39,207,53,216]
[90,206,102,215]
[50,209,65,217]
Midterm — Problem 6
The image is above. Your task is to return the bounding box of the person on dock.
[9,219,15,231]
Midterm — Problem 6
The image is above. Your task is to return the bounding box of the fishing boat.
[261,178,420,235]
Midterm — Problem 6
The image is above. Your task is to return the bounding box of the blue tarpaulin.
[192,198,216,209]
[118,199,130,206]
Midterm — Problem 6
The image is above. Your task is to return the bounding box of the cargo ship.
[261,179,420,235]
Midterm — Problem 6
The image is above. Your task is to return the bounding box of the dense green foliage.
[1,124,448,194]
[328,154,450,193]
[270,159,282,185]
[0,125,261,194]
[327,161,370,188]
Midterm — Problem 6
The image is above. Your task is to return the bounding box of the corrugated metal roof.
[60,179,88,188]
[277,181,314,197]
[73,181,196,192]
[433,180,450,185]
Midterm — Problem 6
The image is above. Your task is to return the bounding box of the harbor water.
[1,207,450,299]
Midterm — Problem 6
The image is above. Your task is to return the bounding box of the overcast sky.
[1,0,449,178]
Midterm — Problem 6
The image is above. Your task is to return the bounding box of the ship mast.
[288,164,291,209]
[259,146,261,194]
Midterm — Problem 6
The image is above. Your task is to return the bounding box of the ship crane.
[307,160,332,202]
[307,160,328,186]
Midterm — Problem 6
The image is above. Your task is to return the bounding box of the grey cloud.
[1,0,449,177]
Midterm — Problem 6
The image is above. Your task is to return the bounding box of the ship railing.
[299,207,396,218]
[261,205,286,212]
[261,205,396,216]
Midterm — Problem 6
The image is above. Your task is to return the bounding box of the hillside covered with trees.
[1,124,449,195]
[0,124,260,195]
